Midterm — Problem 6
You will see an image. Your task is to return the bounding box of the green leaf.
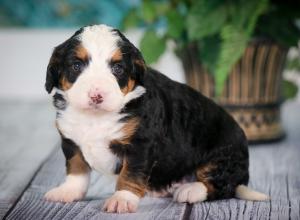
[256,15,300,47]
[187,0,227,40]
[197,35,221,74]
[244,0,269,35]
[141,0,157,23]
[215,25,249,96]
[282,80,298,100]
[286,56,300,71]
[155,1,170,15]
[214,0,268,96]
[122,9,140,30]
[140,30,166,64]
[229,0,268,32]
[255,2,300,47]
[166,10,184,39]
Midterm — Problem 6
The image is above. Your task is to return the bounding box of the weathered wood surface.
[2,101,300,219]
[0,100,58,219]
[191,101,300,219]
[5,149,188,220]
[190,140,300,219]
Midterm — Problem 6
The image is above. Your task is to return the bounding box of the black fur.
[53,93,66,110]
[61,137,80,161]
[47,26,250,201]
[111,68,249,200]
[113,29,145,85]
[45,28,87,94]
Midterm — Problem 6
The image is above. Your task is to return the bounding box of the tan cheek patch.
[121,78,136,95]
[196,163,217,195]
[111,49,123,62]
[111,117,140,145]
[116,160,147,197]
[60,76,73,91]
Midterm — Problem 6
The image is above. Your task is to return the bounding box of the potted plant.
[122,0,300,143]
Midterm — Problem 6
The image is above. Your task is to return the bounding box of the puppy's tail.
[235,185,270,201]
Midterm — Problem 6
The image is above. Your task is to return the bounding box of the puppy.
[44,24,268,213]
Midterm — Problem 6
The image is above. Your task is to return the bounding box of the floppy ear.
[45,59,59,94]
[45,30,82,93]
[113,29,146,84]
[131,47,146,85]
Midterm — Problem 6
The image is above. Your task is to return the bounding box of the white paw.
[103,190,140,213]
[173,182,207,203]
[44,185,86,203]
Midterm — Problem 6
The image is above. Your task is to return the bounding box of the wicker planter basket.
[181,40,288,143]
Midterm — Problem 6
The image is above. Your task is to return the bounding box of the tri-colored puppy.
[44,24,268,213]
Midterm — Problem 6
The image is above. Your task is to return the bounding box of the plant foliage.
[283,80,298,100]
[123,0,300,97]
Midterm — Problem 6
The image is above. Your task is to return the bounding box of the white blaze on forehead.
[80,24,120,62]
[65,24,124,112]
[63,24,146,112]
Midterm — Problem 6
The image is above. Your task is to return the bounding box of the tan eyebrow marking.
[76,45,89,61]
[111,48,123,62]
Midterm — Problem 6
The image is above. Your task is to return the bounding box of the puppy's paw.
[103,190,140,213]
[44,185,86,203]
[45,174,89,203]
[173,182,207,203]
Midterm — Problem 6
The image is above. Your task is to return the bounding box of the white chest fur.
[57,106,126,174]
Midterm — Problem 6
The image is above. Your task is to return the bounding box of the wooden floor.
[0,100,58,218]
[1,100,300,220]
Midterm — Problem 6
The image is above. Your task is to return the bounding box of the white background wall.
[0,28,185,100]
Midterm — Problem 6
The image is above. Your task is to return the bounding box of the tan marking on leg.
[67,151,90,175]
[116,160,147,198]
[45,139,90,203]
[196,163,217,195]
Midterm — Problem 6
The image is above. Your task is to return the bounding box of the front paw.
[103,190,140,213]
[44,185,86,203]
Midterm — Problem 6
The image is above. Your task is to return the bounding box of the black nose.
[91,94,103,104]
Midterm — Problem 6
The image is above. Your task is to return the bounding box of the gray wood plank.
[191,102,300,220]
[4,101,300,219]
[6,149,188,220]
[190,142,300,220]
[0,100,59,218]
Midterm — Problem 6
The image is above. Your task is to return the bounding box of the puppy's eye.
[72,61,83,72]
[112,63,124,77]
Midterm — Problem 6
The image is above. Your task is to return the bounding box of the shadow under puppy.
[44,24,269,213]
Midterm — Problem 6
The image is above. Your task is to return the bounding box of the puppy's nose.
[89,90,103,104]
[91,94,103,104]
